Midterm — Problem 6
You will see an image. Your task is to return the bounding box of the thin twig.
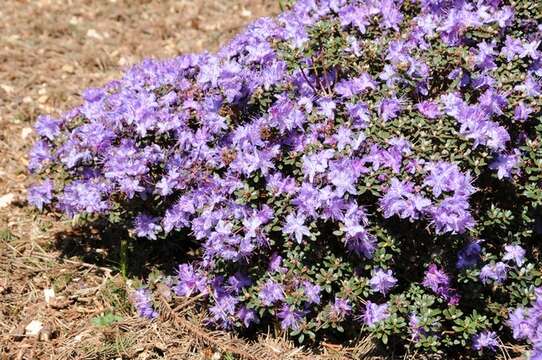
[30,252,113,275]
[299,67,318,95]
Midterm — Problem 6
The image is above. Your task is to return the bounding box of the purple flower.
[422,264,459,303]
[209,291,239,329]
[494,6,515,28]
[369,268,397,295]
[331,297,351,318]
[269,252,287,273]
[336,73,377,97]
[259,280,284,306]
[237,306,259,327]
[226,273,252,294]
[423,162,475,198]
[456,241,482,269]
[380,178,431,221]
[452,105,510,151]
[328,164,358,197]
[57,180,109,217]
[28,179,54,211]
[361,301,389,327]
[516,75,541,97]
[501,36,523,61]
[409,313,424,341]
[489,150,521,179]
[514,102,534,121]
[132,287,158,319]
[134,214,161,240]
[422,264,450,295]
[339,5,370,33]
[521,40,541,60]
[417,100,441,119]
[28,140,52,172]
[472,331,498,351]
[502,244,526,267]
[479,88,507,116]
[378,98,402,121]
[342,220,377,259]
[480,262,508,284]
[291,183,322,215]
[302,149,334,183]
[431,196,475,235]
[82,87,105,103]
[35,115,62,141]
[318,97,336,120]
[162,199,193,233]
[303,281,321,305]
[347,102,370,128]
[379,0,404,31]
[507,289,542,357]
[335,79,357,98]
[277,304,303,331]
[282,213,311,244]
[174,264,208,297]
[508,308,530,340]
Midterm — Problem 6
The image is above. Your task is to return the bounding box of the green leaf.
[382,334,388,345]
[91,312,122,327]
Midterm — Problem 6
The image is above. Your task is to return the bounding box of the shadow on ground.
[53,221,197,278]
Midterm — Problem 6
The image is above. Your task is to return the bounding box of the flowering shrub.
[29,0,542,357]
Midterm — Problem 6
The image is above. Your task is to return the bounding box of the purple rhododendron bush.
[28,0,542,357]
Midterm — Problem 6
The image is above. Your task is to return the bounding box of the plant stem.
[120,236,128,277]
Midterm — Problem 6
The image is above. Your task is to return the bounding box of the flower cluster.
[29,0,542,357]
[131,287,158,319]
[509,288,542,360]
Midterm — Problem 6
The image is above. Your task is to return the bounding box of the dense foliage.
[29,0,542,357]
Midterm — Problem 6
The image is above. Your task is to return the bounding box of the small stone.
[21,127,33,139]
[86,29,103,40]
[62,64,75,73]
[0,193,15,208]
[39,326,53,341]
[0,278,8,294]
[240,8,252,18]
[0,84,14,94]
[44,288,55,305]
[69,16,80,25]
[50,298,70,309]
[118,57,132,67]
[25,320,43,337]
